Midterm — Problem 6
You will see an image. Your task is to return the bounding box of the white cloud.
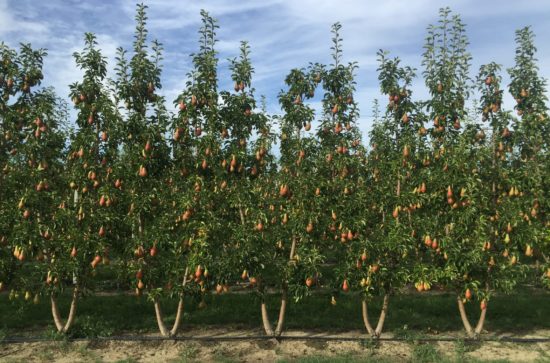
[1,0,549,137]
[0,0,49,40]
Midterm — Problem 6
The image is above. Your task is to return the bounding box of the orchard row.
[0,5,548,338]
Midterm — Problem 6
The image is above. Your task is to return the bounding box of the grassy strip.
[0,291,548,338]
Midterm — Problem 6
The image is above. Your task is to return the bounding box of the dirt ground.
[0,329,549,362]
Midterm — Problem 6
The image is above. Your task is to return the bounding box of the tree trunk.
[261,297,274,336]
[361,299,376,336]
[457,296,474,337]
[153,267,189,337]
[457,294,490,338]
[153,300,170,337]
[375,294,389,336]
[261,236,297,337]
[362,294,390,338]
[170,298,185,336]
[475,303,488,335]
[50,287,78,333]
[274,289,288,336]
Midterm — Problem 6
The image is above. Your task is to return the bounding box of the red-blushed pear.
[342,279,350,292]
[70,246,77,258]
[305,277,313,287]
[420,182,426,193]
[195,265,203,278]
[480,299,487,310]
[91,255,102,268]
[173,127,182,141]
[150,242,158,257]
[392,207,399,219]
[139,165,147,177]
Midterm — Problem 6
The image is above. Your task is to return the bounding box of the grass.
[0,289,548,338]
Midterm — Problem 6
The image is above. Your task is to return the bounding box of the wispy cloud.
[1,0,549,139]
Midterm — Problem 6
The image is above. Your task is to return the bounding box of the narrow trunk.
[457,296,474,337]
[153,300,170,337]
[375,294,390,336]
[50,287,78,333]
[238,205,246,226]
[274,236,297,336]
[274,289,288,336]
[261,298,274,336]
[170,298,185,336]
[474,304,488,335]
[361,295,390,338]
[289,236,297,262]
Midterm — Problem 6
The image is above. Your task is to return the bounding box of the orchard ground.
[0,288,548,362]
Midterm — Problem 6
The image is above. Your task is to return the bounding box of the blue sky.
[1,0,549,138]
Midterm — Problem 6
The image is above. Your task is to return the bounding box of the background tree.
[254,60,322,337]
[507,27,549,287]
[0,42,22,294]
[219,41,277,335]
[1,43,68,321]
[313,22,365,315]
[356,51,422,337]
[114,3,171,334]
[420,8,494,337]
[46,32,121,333]
[158,10,227,337]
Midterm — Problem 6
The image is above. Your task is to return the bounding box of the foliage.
[0,4,548,336]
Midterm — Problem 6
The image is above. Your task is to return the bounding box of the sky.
[1,0,549,139]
